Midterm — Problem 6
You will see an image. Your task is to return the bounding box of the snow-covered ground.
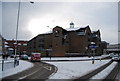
[0,60,33,79]
[45,60,111,80]
[90,62,117,79]
[41,55,109,61]
[0,54,113,80]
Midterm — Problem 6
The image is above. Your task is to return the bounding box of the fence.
[0,59,19,71]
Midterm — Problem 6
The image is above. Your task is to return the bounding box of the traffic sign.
[89,45,98,48]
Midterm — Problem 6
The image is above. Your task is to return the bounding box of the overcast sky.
[1,0,119,44]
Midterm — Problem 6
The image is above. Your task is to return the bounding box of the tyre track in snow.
[73,60,113,81]
[103,62,120,81]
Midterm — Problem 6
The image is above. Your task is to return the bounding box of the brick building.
[5,40,28,55]
[27,23,106,57]
[0,34,6,55]
[27,33,52,56]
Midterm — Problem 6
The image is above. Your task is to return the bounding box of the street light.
[47,26,52,60]
[15,0,34,58]
[14,0,20,58]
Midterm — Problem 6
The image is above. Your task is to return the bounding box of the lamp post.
[14,0,20,58]
[15,0,34,58]
[47,26,52,60]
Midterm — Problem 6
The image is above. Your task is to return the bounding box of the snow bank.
[1,60,33,78]
[41,55,109,61]
[45,60,111,79]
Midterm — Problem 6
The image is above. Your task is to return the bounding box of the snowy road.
[2,61,56,81]
[106,62,120,81]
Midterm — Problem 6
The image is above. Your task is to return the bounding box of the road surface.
[104,61,120,81]
[2,61,57,81]
[115,62,120,81]
[2,57,119,81]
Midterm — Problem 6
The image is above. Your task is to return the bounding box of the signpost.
[89,42,98,64]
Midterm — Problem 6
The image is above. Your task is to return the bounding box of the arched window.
[55,30,60,37]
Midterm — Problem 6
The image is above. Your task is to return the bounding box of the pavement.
[1,61,57,81]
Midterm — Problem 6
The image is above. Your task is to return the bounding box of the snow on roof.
[5,45,9,47]
[8,48,14,50]
[92,31,97,33]
[5,42,8,44]
[41,31,53,35]
[65,27,81,31]
[40,26,87,34]
[92,30,99,33]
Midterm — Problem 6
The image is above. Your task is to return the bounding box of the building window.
[65,41,69,45]
[55,30,60,37]
[39,44,44,50]
[23,43,27,46]
[56,44,58,47]
[49,45,52,48]
[77,30,85,35]
[63,35,67,39]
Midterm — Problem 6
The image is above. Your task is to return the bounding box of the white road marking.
[14,64,52,81]
[14,69,40,81]
[43,66,52,71]
[48,66,58,78]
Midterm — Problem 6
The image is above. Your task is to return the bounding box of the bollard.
[92,60,94,64]
[14,58,17,67]
[17,60,19,66]
[92,57,95,64]
[14,59,15,67]
[2,60,4,71]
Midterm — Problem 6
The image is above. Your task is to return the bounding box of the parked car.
[112,55,120,61]
[20,54,29,60]
[10,54,15,58]
[30,53,41,61]
[109,53,114,57]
